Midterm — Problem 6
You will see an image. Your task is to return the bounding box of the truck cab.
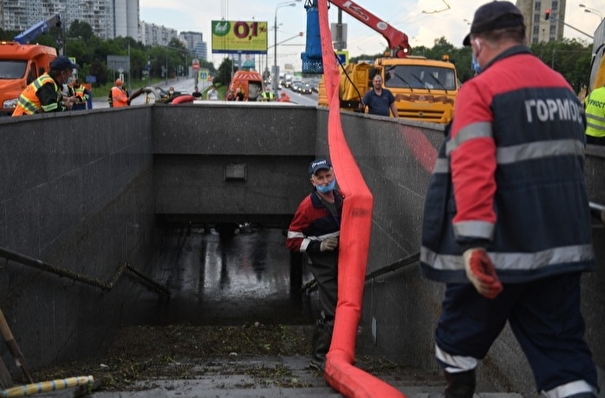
[319,56,459,124]
[0,42,57,116]
[378,56,458,123]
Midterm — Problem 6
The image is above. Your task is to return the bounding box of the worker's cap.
[308,158,332,175]
[463,1,524,46]
[50,56,79,71]
[115,79,123,86]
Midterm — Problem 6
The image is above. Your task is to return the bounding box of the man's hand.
[64,97,74,109]
[463,248,503,299]
[320,237,338,252]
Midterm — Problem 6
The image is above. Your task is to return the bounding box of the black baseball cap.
[308,158,332,175]
[50,56,80,71]
[463,1,524,46]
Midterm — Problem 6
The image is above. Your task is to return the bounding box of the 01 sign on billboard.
[211,20,268,54]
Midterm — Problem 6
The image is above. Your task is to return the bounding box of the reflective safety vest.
[261,91,274,101]
[74,85,89,102]
[12,74,61,116]
[585,87,605,138]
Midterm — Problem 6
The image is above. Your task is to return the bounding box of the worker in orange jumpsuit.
[110,79,129,107]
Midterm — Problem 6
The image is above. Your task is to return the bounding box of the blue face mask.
[316,179,336,194]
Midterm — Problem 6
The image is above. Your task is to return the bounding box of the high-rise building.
[139,21,178,47]
[194,41,208,61]
[516,0,566,44]
[179,31,208,61]
[0,0,139,40]
[114,0,138,39]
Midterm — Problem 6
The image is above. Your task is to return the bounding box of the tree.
[69,20,94,41]
[214,57,233,87]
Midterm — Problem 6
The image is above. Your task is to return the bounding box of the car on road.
[296,82,313,94]
[290,81,303,93]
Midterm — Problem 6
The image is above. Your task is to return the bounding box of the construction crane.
[13,14,62,45]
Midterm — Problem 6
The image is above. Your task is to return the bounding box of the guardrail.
[0,247,169,296]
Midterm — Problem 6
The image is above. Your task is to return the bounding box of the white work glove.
[320,237,338,252]
[463,248,503,299]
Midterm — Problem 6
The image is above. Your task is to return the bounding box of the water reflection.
[152,226,313,326]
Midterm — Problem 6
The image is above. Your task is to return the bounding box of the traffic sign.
[198,69,209,81]
[335,51,349,66]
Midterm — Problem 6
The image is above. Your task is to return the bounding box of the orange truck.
[1,15,60,115]
[0,42,57,115]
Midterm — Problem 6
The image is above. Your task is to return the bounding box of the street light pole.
[272,0,301,93]
[579,4,603,21]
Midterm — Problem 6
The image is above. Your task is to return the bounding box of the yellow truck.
[307,0,458,124]
[318,55,458,124]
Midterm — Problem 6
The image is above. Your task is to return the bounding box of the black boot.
[310,319,334,372]
[444,369,476,398]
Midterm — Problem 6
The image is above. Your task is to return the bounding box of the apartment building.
[179,31,208,61]
[0,0,138,40]
[516,0,566,43]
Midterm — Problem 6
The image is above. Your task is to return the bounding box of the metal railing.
[590,201,605,224]
[0,247,169,296]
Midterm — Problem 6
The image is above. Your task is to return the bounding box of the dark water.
[150,226,315,326]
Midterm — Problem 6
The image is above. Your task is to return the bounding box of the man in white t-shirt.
[207,85,219,101]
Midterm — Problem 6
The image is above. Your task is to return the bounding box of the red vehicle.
[228,71,263,101]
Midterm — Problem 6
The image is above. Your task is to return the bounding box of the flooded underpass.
[152,225,315,326]
[31,225,447,397]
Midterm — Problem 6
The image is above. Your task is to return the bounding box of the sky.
[139,0,601,71]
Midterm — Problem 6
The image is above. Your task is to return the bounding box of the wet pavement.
[151,225,315,326]
[29,226,525,397]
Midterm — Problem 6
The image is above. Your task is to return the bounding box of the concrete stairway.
[85,355,522,398]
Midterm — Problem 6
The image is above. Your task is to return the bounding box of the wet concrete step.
[82,355,521,398]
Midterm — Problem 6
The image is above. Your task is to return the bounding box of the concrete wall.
[317,109,605,397]
[0,107,156,369]
[152,104,317,226]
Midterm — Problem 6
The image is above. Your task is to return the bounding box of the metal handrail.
[0,247,169,296]
[590,201,605,224]
[365,252,420,281]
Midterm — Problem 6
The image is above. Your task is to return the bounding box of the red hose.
[317,1,406,397]
[170,95,195,105]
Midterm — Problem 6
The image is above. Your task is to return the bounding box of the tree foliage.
[214,57,234,87]
[0,20,217,87]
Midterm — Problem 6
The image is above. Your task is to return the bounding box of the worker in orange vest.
[110,79,129,107]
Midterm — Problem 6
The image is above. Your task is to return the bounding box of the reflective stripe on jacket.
[420,46,595,284]
[12,74,61,116]
[286,190,343,254]
[74,85,89,102]
[585,86,605,138]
